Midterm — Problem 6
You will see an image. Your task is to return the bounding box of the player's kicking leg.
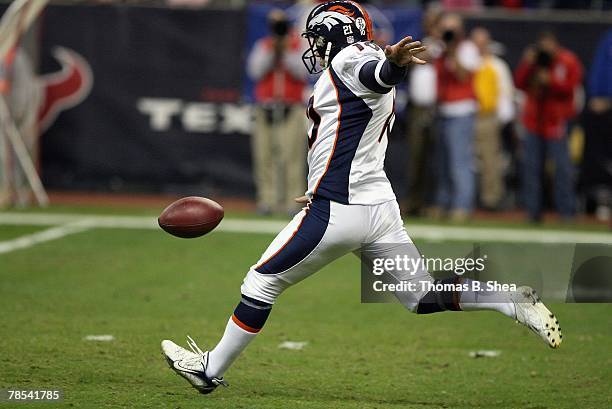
[359,200,562,349]
[162,198,562,394]
[162,198,366,394]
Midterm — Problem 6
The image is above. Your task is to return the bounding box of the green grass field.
[1,208,610,408]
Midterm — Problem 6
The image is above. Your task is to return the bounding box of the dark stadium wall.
[36,4,611,198]
[38,4,251,197]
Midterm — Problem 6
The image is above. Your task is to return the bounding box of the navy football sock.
[232,294,273,333]
[416,277,463,314]
[416,277,515,318]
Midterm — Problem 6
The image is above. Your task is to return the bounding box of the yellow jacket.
[474,56,499,114]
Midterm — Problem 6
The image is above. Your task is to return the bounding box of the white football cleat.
[511,286,562,348]
[161,336,228,394]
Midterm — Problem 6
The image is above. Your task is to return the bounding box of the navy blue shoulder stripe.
[314,67,373,204]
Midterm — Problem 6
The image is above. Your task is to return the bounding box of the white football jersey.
[305,41,396,205]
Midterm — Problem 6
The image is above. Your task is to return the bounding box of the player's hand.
[522,46,537,64]
[294,196,310,204]
[589,97,611,113]
[384,36,427,67]
[536,70,550,85]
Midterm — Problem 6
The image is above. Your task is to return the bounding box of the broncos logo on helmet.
[307,11,354,31]
[301,1,373,74]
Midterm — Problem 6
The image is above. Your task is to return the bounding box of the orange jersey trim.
[313,69,342,195]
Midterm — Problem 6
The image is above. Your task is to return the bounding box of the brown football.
[158,196,224,238]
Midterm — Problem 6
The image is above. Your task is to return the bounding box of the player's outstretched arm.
[358,36,426,94]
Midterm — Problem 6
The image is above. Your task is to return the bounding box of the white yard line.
[0,212,610,245]
[405,225,612,244]
[0,221,91,255]
[0,213,286,234]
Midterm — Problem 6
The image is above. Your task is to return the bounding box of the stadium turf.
[0,212,610,408]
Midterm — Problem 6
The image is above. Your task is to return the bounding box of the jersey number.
[306,96,321,148]
[378,94,396,143]
[353,42,381,52]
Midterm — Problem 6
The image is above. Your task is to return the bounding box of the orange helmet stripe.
[328,5,356,17]
[347,1,373,40]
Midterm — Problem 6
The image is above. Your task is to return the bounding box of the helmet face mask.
[302,35,332,74]
[301,1,373,75]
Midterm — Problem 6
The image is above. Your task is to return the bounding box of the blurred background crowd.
[87,0,612,10]
[246,1,611,224]
[0,0,610,226]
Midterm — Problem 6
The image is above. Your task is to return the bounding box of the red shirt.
[514,48,582,139]
[435,53,476,104]
[252,35,305,105]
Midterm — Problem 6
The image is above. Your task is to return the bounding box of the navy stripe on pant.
[255,198,330,275]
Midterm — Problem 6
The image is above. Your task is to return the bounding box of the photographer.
[432,14,481,222]
[515,31,582,222]
[404,6,443,217]
[247,9,307,215]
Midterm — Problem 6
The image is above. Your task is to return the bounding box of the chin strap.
[322,41,332,69]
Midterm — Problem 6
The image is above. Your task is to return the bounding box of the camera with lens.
[442,29,456,44]
[270,19,289,37]
[535,48,553,68]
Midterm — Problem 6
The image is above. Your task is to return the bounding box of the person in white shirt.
[405,7,442,216]
[432,14,480,222]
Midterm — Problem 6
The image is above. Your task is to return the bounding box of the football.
[158,196,224,238]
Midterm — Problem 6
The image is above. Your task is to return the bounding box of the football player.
[162,1,562,394]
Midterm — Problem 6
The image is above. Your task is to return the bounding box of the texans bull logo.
[38,46,92,133]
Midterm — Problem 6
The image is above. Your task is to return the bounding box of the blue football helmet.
[302,1,373,74]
